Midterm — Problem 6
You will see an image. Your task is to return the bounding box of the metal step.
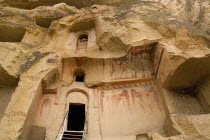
[64,131,83,135]
[63,133,83,136]
[62,137,82,140]
[64,130,83,133]
[61,131,84,140]
[62,134,82,139]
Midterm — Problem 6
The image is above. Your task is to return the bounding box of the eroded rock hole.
[35,17,58,28]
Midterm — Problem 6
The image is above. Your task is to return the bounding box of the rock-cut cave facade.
[0,0,210,140]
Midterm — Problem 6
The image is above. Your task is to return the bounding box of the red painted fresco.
[130,88,145,110]
[110,46,154,80]
[110,60,115,77]
[100,84,163,113]
[102,60,105,74]
[75,58,87,67]
[100,91,105,112]
[111,89,130,110]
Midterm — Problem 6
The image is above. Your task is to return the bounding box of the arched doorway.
[73,70,85,82]
[66,91,88,131]
[68,103,85,131]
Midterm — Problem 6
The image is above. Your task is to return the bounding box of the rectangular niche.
[0,25,26,42]
[35,17,58,28]
[65,28,96,51]
[77,33,88,50]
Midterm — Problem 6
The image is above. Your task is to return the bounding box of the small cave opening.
[0,26,26,42]
[35,17,58,28]
[67,103,85,131]
[74,70,85,82]
[77,33,88,50]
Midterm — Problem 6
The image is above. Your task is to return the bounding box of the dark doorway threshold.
[67,103,85,131]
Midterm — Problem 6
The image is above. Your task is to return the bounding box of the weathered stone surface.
[0,0,209,140]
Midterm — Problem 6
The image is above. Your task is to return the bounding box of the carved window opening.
[77,33,88,50]
[74,70,85,82]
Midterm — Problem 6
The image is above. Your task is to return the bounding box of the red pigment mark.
[111,89,130,110]
[149,86,154,93]
[130,89,136,104]
[121,61,127,78]
[61,59,65,80]
[102,60,105,74]
[40,99,51,116]
[68,64,76,80]
[111,94,117,103]
[131,89,144,110]
[75,58,87,67]
[122,89,130,105]
[100,92,105,112]
[110,61,115,77]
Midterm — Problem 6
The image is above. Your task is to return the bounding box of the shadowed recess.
[68,104,85,131]
[0,0,137,9]
[35,17,59,28]
[0,26,26,42]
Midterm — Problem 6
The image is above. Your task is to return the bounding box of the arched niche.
[65,89,89,111]
[66,91,88,105]
[77,33,88,50]
[73,69,85,82]
[38,99,52,125]
[65,89,89,131]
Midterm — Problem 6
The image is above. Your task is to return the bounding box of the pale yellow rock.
[0,1,209,140]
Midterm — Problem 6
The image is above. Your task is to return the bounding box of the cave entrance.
[67,103,85,131]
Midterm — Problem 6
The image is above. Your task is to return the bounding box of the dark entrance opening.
[74,71,85,82]
[67,104,85,131]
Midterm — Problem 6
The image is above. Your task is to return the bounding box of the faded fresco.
[99,84,166,135]
[61,47,154,83]
[110,47,154,80]
[61,58,106,83]
[100,84,163,113]
[33,95,55,126]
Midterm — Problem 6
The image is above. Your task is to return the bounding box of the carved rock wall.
[0,1,209,140]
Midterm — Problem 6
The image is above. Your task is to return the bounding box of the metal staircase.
[61,130,83,140]
[56,112,87,140]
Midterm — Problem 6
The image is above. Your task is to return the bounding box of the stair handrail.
[82,117,88,140]
[55,111,68,140]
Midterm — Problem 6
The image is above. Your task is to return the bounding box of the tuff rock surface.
[0,0,209,140]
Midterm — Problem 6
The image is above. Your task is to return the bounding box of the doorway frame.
[65,89,89,132]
